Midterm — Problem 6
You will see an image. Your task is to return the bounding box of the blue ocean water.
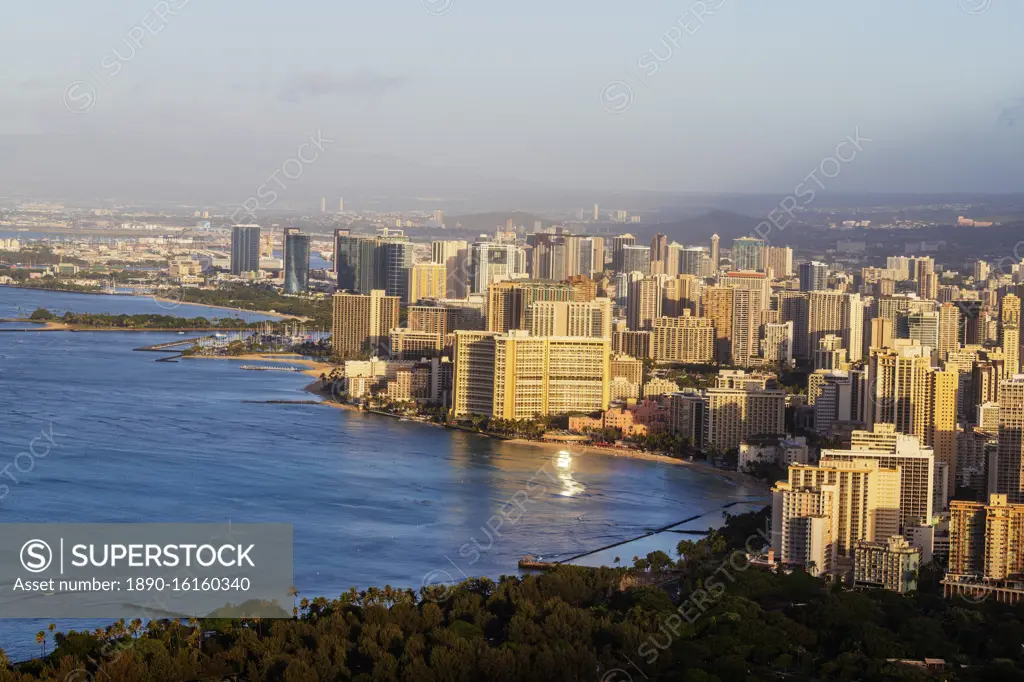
[0,288,767,660]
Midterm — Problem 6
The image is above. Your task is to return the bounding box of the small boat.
[177,331,186,335]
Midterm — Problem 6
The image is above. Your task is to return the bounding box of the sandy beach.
[296,375,768,489]
[181,354,769,489]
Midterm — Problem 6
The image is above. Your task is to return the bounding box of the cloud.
[278,71,407,103]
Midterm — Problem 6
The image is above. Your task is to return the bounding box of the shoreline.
[1,285,297,320]
[295,377,769,490]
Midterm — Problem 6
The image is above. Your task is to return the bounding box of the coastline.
[294,375,769,490]
[1,285,297,320]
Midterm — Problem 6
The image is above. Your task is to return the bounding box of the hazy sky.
[2,0,1023,195]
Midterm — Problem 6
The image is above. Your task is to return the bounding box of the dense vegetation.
[2,509,1021,681]
[178,285,332,327]
[29,308,253,330]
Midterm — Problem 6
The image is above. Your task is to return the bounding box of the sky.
[2,0,1023,197]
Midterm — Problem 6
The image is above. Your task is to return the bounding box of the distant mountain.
[629,210,803,246]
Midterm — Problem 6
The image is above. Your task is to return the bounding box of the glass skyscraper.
[731,237,764,272]
[334,229,362,291]
[231,224,261,275]
[283,227,310,294]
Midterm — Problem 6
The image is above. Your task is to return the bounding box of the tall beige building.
[945,494,1024,601]
[492,332,610,419]
[525,298,612,339]
[823,424,935,530]
[651,312,715,363]
[451,331,498,417]
[662,274,701,317]
[761,321,794,366]
[331,290,400,358]
[706,371,786,451]
[627,276,664,331]
[997,375,1024,504]
[1001,294,1021,377]
[406,262,447,303]
[938,302,961,362]
[808,291,864,362]
[702,286,734,364]
[487,280,573,333]
[610,354,644,386]
[778,291,810,359]
[763,246,794,279]
[864,342,959,499]
[869,316,894,351]
[772,459,901,569]
[431,239,469,298]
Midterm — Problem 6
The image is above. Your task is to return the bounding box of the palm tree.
[35,631,45,658]
[288,585,299,617]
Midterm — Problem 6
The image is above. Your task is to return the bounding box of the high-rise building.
[799,261,829,292]
[870,317,894,351]
[918,271,939,301]
[731,237,764,272]
[611,234,636,272]
[938,303,961,362]
[772,459,901,569]
[407,262,447,303]
[823,425,936,531]
[525,299,612,338]
[492,331,610,419]
[762,321,794,366]
[808,291,864,362]
[651,312,716,363]
[662,274,701,317]
[380,238,414,301]
[334,229,361,291]
[621,245,651,275]
[487,280,573,333]
[230,224,261,275]
[1001,294,1021,378]
[678,246,705,276]
[813,334,847,371]
[565,274,598,303]
[431,239,470,298]
[650,233,668,271]
[908,311,940,354]
[627,276,663,330]
[944,494,1024,603]
[574,236,605,277]
[331,290,400,358]
[997,375,1024,504]
[764,246,793,279]
[778,291,810,359]
[470,242,524,294]
[282,227,310,294]
[703,286,735,364]
[451,331,498,417]
[706,371,786,451]
[864,343,959,499]
[710,234,720,271]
